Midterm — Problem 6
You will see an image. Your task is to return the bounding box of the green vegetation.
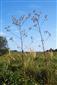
[0,51,57,85]
[0,36,9,56]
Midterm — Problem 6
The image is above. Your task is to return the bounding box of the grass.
[0,51,57,85]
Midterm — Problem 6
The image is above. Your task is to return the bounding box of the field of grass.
[0,51,57,85]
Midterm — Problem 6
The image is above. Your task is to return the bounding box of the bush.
[0,48,9,56]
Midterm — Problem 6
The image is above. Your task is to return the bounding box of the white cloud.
[0,32,5,36]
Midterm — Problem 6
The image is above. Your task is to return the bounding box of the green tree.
[0,36,8,55]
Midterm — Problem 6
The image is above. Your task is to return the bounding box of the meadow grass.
[0,51,57,85]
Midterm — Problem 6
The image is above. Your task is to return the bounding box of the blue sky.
[0,0,56,51]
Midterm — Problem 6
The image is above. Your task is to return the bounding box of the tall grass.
[0,52,57,85]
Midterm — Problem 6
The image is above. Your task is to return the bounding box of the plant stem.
[19,25,24,53]
[37,21,48,66]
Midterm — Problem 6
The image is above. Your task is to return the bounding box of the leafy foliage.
[0,36,8,56]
